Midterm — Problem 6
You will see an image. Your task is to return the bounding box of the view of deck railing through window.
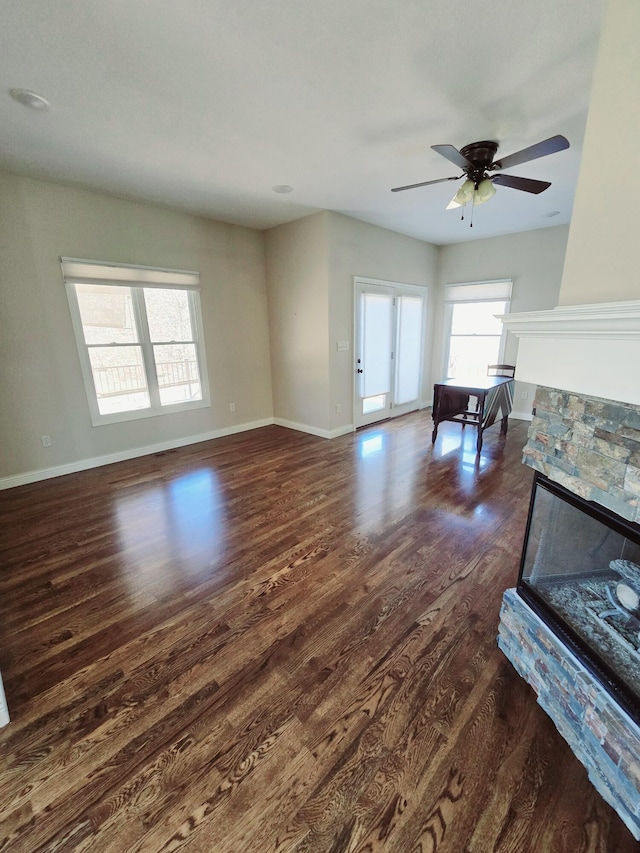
[92,358,201,414]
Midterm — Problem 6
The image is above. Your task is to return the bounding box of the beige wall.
[264,212,331,432]
[326,213,437,429]
[265,211,437,434]
[0,171,272,480]
[559,0,639,305]
[437,225,569,413]
[1,169,576,483]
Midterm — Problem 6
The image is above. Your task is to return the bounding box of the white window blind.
[444,279,512,303]
[60,257,200,291]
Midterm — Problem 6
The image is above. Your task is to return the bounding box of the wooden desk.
[431,376,515,453]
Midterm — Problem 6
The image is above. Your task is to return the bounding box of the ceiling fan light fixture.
[393,134,569,229]
[453,179,475,206]
[474,178,496,206]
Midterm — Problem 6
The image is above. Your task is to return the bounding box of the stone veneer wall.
[501,385,640,839]
[499,589,640,840]
[523,387,640,523]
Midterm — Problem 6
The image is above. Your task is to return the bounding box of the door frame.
[353,276,428,429]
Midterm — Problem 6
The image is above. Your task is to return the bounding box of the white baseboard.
[327,424,356,438]
[510,409,534,421]
[1,405,527,491]
[274,418,354,440]
[0,418,275,490]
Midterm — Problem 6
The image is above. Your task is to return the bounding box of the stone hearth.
[498,589,640,840]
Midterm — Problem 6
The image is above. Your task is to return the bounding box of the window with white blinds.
[62,258,210,426]
[443,279,512,382]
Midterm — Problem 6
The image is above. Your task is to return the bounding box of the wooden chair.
[487,364,516,378]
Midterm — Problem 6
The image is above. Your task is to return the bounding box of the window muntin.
[63,260,209,426]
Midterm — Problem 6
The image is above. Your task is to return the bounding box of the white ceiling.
[0,0,605,245]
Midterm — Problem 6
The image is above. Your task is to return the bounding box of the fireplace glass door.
[518,473,640,719]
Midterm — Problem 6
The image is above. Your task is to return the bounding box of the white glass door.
[354,280,426,428]
[393,293,424,415]
[355,284,394,427]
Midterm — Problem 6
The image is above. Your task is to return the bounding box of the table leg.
[476,393,486,454]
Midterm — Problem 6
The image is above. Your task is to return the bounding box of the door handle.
[357,368,363,374]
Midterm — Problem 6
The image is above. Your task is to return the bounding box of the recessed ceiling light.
[9,88,50,111]
[544,210,560,218]
[272,185,293,194]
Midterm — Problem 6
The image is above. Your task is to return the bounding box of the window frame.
[63,259,210,426]
[442,279,512,381]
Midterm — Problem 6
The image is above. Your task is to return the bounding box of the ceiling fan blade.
[491,135,569,170]
[492,174,551,194]
[431,144,476,170]
[391,175,460,192]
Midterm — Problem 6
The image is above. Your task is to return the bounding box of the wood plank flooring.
[0,414,636,852]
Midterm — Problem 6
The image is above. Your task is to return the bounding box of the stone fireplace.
[490,0,640,834]
[496,300,640,840]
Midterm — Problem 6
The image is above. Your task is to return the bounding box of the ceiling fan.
[391,135,570,216]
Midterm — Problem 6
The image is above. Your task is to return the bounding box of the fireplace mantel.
[499,300,640,408]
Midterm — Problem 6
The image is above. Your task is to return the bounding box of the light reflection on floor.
[359,433,384,459]
[113,467,227,596]
[353,417,503,532]
[355,428,419,533]
[433,429,490,472]
[431,424,501,520]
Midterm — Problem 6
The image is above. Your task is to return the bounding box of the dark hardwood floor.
[0,414,636,852]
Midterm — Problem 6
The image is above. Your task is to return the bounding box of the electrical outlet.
[229,403,236,412]
[41,435,52,447]
[335,403,342,414]
[520,390,529,401]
